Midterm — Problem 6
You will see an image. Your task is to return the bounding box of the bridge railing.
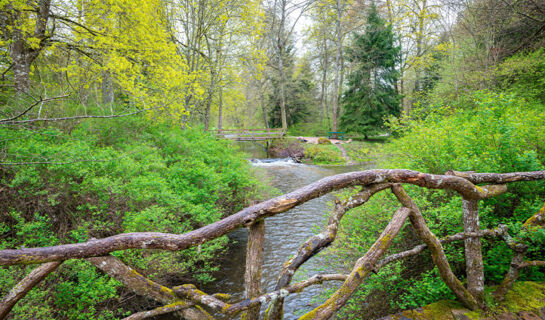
[214,128,285,141]
[1,170,545,320]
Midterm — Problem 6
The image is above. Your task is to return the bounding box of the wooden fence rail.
[214,128,285,141]
[0,169,544,320]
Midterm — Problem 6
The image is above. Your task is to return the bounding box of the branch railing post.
[391,184,480,311]
[243,219,266,320]
[462,197,485,305]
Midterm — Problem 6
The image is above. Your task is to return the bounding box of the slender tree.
[340,4,401,138]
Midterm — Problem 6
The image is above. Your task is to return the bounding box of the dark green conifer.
[340,3,401,137]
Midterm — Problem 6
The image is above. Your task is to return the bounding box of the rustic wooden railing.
[215,128,285,141]
[1,170,545,320]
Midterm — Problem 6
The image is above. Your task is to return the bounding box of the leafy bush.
[317,137,331,145]
[332,91,545,318]
[304,144,345,165]
[0,116,261,319]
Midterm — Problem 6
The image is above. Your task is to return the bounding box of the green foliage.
[268,53,318,128]
[304,144,345,165]
[344,142,375,163]
[495,48,545,103]
[317,137,331,145]
[0,116,261,319]
[287,121,330,136]
[331,91,545,318]
[340,4,401,137]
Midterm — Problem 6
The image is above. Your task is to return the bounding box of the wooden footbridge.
[215,128,285,141]
[1,170,545,320]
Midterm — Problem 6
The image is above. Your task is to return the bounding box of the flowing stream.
[161,142,373,319]
[199,142,373,319]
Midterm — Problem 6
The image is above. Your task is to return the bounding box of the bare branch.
[267,183,391,319]
[301,207,411,319]
[0,94,69,123]
[494,204,545,300]
[88,256,212,320]
[519,260,545,268]
[173,273,347,315]
[0,107,156,125]
[0,262,62,319]
[121,302,189,320]
[391,184,481,310]
[375,226,508,270]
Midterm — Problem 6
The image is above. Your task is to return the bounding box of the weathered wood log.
[88,256,211,320]
[121,301,189,320]
[462,198,485,304]
[243,219,266,320]
[445,170,545,184]
[299,207,411,320]
[3,169,536,266]
[375,226,508,270]
[391,184,480,311]
[0,261,61,320]
[519,260,545,267]
[174,274,347,316]
[267,183,391,320]
[493,204,545,300]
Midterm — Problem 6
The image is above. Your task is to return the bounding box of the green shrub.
[0,116,261,319]
[304,144,345,164]
[332,91,545,318]
[317,137,331,144]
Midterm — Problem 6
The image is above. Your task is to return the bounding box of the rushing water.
[202,143,372,319]
[163,142,372,319]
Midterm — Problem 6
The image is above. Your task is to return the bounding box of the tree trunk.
[260,88,269,129]
[217,85,223,132]
[462,198,485,305]
[320,35,328,126]
[102,70,114,106]
[10,42,31,95]
[278,48,288,131]
[277,0,288,132]
[9,0,52,95]
[332,0,342,132]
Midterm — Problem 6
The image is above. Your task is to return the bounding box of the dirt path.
[334,144,355,165]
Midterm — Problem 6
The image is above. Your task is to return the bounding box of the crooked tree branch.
[121,302,189,320]
[87,255,211,320]
[268,183,391,319]
[0,261,62,320]
[375,226,509,270]
[0,169,544,265]
[392,184,480,310]
[0,94,69,123]
[173,273,347,316]
[0,107,157,125]
[301,207,411,319]
[494,204,545,300]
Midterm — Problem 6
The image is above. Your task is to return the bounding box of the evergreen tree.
[268,55,316,127]
[340,4,401,137]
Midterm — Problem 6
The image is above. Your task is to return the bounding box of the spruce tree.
[340,4,401,137]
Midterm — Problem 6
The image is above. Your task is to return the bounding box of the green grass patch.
[303,144,345,165]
